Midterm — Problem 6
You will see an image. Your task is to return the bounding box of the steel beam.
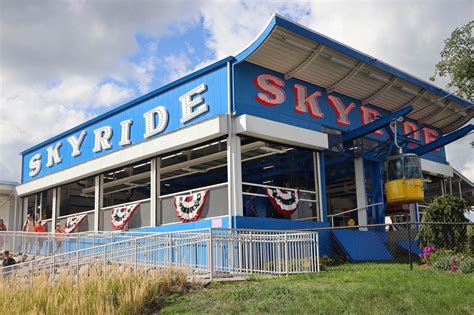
[407,124,474,156]
[284,45,324,80]
[341,105,413,143]
[327,62,364,93]
[362,77,398,105]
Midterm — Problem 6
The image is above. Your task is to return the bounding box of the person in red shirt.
[34,219,45,256]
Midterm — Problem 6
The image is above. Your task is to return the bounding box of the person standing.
[54,223,65,255]
[2,250,16,278]
[34,220,45,256]
[0,219,6,252]
[22,214,35,254]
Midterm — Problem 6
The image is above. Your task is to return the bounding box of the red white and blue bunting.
[174,190,209,223]
[111,203,140,230]
[64,214,87,233]
[264,187,299,217]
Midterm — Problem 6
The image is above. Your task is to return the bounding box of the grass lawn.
[161,265,474,315]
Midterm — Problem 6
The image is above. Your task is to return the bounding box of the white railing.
[0,230,151,257]
[2,228,319,282]
[327,202,385,227]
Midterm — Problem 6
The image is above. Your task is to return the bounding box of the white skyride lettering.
[29,154,42,177]
[67,131,87,157]
[119,119,133,146]
[27,84,214,178]
[46,142,62,167]
[93,126,113,153]
[179,84,209,123]
[143,106,168,138]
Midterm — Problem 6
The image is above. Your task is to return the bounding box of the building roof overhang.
[234,14,473,133]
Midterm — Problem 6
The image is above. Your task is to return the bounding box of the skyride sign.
[234,62,446,163]
[21,65,229,183]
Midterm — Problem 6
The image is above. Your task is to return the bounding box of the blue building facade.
[15,15,473,243]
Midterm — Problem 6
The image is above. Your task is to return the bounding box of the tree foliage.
[417,195,471,252]
[430,21,474,101]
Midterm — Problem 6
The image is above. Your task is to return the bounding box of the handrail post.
[104,246,108,277]
[76,251,80,281]
[52,255,56,275]
[209,228,214,281]
[169,234,173,267]
[134,239,138,272]
[249,231,253,274]
[284,233,289,276]
[316,233,320,273]
[407,222,413,270]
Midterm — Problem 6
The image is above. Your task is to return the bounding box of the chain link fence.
[309,222,473,273]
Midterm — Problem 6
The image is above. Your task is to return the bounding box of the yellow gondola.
[385,153,424,205]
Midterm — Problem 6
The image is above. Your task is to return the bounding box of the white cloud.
[0,0,202,182]
[163,52,193,83]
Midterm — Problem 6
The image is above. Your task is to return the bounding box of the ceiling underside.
[244,26,473,133]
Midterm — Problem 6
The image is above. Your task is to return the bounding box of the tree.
[430,21,474,102]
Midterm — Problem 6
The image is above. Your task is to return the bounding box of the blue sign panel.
[234,62,446,163]
[22,63,229,183]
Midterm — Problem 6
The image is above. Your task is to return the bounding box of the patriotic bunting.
[111,203,140,230]
[174,190,209,223]
[264,187,299,216]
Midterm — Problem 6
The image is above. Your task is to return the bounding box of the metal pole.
[76,251,80,281]
[316,233,320,273]
[285,233,289,276]
[209,229,214,281]
[104,246,108,277]
[249,231,253,274]
[407,222,413,270]
[134,239,138,272]
[169,234,173,267]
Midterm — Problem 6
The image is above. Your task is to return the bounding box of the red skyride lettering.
[327,95,355,126]
[251,73,439,148]
[254,74,286,106]
[402,121,420,146]
[360,106,384,135]
[293,84,324,118]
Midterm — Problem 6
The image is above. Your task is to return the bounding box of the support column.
[315,152,326,222]
[409,203,418,223]
[150,158,161,227]
[354,157,368,227]
[94,174,103,232]
[227,133,243,228]
[51,188,58,231]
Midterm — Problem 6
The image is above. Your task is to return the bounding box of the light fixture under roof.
[282,37,314,52]
[329,56,355,69]
[367,72,390,83]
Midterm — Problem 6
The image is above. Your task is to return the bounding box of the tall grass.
[0,266,189,314]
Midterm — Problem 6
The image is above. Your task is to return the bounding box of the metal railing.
[0,230,151,257]
[1,228,320,282]
[327,202,384,227]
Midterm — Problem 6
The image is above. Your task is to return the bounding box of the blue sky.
[0,0,472,183]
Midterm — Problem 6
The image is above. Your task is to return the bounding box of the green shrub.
[417,195,470,252]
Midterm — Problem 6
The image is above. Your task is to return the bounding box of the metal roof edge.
[236,13,472,108]
[453,168,474,187]
[234,15,277,63]
[21,56,235,156]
